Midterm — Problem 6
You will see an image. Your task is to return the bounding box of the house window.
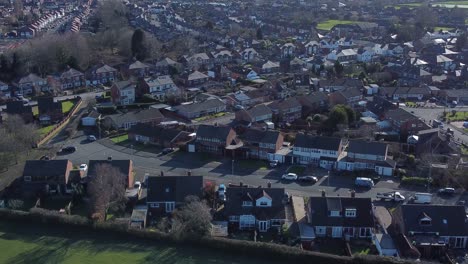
[345,208,357,218]
[420,218,432,226]
[24,176,32,182]
[242,201,253,207]
[316,226,326,235]
[359,228,371,237]
[343,227,354,237]
[270,219,283,226]
[329,210,341,217]
[229,216,240,222]
[259,201,268,206]
[165,188,170,193]
[150,203,159,208]
[165,202,175,213]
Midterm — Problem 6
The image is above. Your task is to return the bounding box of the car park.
[297,176,318,184]
[281,173,298,181]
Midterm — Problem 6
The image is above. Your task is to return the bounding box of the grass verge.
[110,134,128,144]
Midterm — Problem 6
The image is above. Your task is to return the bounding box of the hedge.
[401,177,431,186]
[0,209,412,264]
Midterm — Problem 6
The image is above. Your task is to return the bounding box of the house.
[392,204,468,258]
[111,81,136,105]
[146,175,203,214]
[172,98,226,119]
[87,158,134,187]
[319,78,363,92]
[336,140,395,176]
[4,101,33,123]
[182,53,212,70]
[224,187,288,232]
[186,71,210,87]
[297,91,329,116]
[234,104,273,124]
[305,40,319,55]
[441,89,468,105]
[155,57,181,74]
[240,48,258,61]
[104,108,165,130]
[60,67,85,90]
[16,73,48,95]
[86,64,118,85]
[37,97,63,125]
[139,75,179,101]
[239,129,283,160]
[307,196,375,239]
[195,125,238,155]
[268,97,302,125]
[22,159,73,195]
[336,49,358,63]
[329,87,363,107]
[0,81,9,92]
[281,43,296,58]
[262,60,280,73]
[384,108,430,137]
[81,110,101,127]
[128,123,192,148]
[126,60,151,78]
[226,90,269,108]
[293,134,343,169]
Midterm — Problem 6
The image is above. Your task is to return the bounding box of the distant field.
[434,26,454,31]
[388,1,468,8]
[316,20,356,31]
[0,221,276,264]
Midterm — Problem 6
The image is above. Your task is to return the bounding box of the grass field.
[61,100,75,114]
[38,125,55,136]
[434,26,454,31]
[0,221,276,264]
[110,134,128,143]
[316,20,356,30]
[445,111,468,121]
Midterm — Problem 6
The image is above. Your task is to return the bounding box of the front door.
[165,202,175,213]
[332,227,342,238]
[259,221,269,232]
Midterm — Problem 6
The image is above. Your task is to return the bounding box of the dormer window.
[242,201,253,207]
[329,210,341,217]
[420,217,432,226]
[345,208,357,218]
[260,201,268,206]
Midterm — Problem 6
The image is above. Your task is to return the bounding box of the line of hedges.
[401,176,431,186]
[0,208,411,264]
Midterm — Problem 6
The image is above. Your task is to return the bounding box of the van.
[355,177,374,188]
[411,193,432,204]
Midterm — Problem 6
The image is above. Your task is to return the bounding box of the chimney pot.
[351,190,356,198]
[240,181,243,187]
[187,170,192,176]
[321,190,326,197]
[267,181,272,188]
[160,171,164,177]
[107,156,112,161]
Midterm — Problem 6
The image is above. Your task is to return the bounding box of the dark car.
[297,176,318,184]
[162,148,174,154]
[438,187,455,195]
[58,146,76,154]
[39,155,50,160]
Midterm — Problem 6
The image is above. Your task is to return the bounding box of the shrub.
[401,177,431,186]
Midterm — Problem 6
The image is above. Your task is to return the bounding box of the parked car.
[134,181,142,190]
[281,173,298,181]
[58,146,76,154]
[297,176,318,184]
[376,191,405,202]
[269,160,279,168]
[438,187,455,195]
[218,184,226,202]
[39,155,50,160]
[79,164,88,171]
[355,177,374,188]
[87,135,97,141]
[162,148,174,154]
[410,193,432,204]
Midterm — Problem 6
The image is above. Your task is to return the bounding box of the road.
[54,131,468,205]
[401,105,468,144]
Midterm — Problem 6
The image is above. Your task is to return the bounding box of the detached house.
[194,125,238,155]
[307,196,375,239]
[240,129,283,160]
[22,159,74,195]
[16,73,48,95]
[392,204,468,258]
[336,140,395,176]
[293,134,343,169]
[111,81,136,105]
[146,176,203,214]
[186,71,210,87]
[384,108,430,138]
[104,108,165,130]
[126,60,152,78]
[37,97,63,125]
[60,67,85,90]
[128,123,192,148]
[139,75,179,101]
[225,187,289,232]
[86,64,118,85]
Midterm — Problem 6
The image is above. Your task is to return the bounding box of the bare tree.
[170,196,212,239]
[88,163,127,221]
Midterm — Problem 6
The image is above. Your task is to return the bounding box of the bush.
[401,177,431,186]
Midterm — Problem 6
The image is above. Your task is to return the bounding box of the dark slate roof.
[146,176,203,203]
[385,108,419,123]
[129,123,183,141]
[196,125,232,142]
[224,187,287,220]
[308,197,374,227]
[38,97,62,114]
[87,160,131,178]
[338,87,362,99]
[294,134,342,151]
[173,98,225,114]
[400,204,468,236]
[366,96,396,116]
[240,129,280,145]
[107,109,164,127]
[246,104,272,118]
[22,160,70,178]
[113,80,135,91]
[302,91,328,105]
[5,101,32,114]
[348,140,388,156]
[268,97,301,111]
[60,68,84,78]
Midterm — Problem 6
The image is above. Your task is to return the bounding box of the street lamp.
[327,170,330,186]
[232,159,234,176]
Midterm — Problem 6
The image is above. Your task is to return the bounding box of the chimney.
[240,181,243,187]
[321,190,326,197]
[267,181,271,188]
[160,171,164,177]
[187,170,192,176]
[107,156,112,161]
[350,190,356,198]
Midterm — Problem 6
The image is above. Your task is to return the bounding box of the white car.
[281,173,298,181]
[79,164,88,171]
[134,181,142,190]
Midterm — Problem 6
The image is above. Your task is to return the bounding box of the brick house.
[239,129,283,160]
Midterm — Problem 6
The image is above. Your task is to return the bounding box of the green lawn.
[110,134,128,143]
[287,165,306,176]
[0,221,276,264]
[405,102,416,107]
[237,160,268,170]
[39,125,56,136]
[434,26,454,31]
[61,100,75,114]
[193,112,227,122]
[32,106,38,116]
[316,20,356,31]
[445,111,468,121]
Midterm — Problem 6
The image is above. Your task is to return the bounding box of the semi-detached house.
[293,134,343,169]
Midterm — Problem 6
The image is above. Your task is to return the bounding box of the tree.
[334,61,344,77]
[328,105,348,130]
[456,33,467,51]
[131,29,147,60]
[88,163,127,221]
[256,27,263,40]
[170,196,212,239]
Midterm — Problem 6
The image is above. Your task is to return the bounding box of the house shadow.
[209,160,260,177]
[160,152,219,170]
